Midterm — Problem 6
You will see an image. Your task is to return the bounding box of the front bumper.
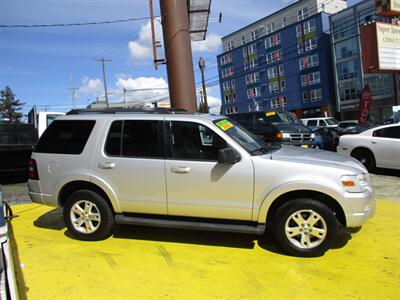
[344,189,375,228]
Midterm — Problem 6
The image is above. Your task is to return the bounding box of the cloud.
[77,77,104,98]
[128,18,163,63]
[192,34,222,53]
[128,18,222,63]
[116,76,169,102]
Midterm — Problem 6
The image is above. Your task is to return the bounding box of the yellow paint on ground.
[9,200,400,300]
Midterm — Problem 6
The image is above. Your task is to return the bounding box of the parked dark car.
[228,111,315,147]
[313,128,340,151]
[341,125,373,135]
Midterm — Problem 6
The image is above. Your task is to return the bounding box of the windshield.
[263,111,298,124]
[213,118,279,155]
[326,118,339,125]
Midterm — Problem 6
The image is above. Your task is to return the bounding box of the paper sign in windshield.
[216,120,234,131]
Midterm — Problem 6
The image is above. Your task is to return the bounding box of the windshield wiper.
[249,147,271,155]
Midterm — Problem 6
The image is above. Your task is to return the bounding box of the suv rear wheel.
[273,198,338,257]
[63,190,114,241]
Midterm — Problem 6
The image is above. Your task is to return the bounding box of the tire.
[63,190,115,241]
[351,149,375,172]
[273,198,339,257]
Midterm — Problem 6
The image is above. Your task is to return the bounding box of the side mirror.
[218,148,240,164]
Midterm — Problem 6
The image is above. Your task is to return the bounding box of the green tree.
[0,86,25,122]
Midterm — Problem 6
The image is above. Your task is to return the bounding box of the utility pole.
[198,57,209,113]
[123,88,127,108]
[96,57,111,108]
[159,0,197,113]
[68,86,78,109]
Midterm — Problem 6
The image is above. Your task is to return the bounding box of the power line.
[0,16,152,28]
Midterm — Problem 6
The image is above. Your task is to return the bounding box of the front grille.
[289,133,312,143]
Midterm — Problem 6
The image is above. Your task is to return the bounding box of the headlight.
[311,133,315,139]
[276,133,290,139]
[341,174,370,193]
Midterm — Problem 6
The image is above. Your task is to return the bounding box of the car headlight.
[276,133,290,140]
[341,174,371,193]
[311,133,315,139]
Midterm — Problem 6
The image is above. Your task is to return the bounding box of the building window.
[243,44,256,56]
[298,42,304,54]
[303,19,316,34]
[222,66,233,78]
[303,91,309,103]
[337,60,359,80]
[296,24,302,37]
[271,96,287,108]
[227,41,235,51]
[269,82,280,93]
[309,71,321,85]
[310,89,322,101]
[279,64,284,75]
[339,80,362,101]
[247,86,261,98]
[301,74,308,87]
[301,72,321,86]
[282,16,287,27]
[245,72,260,84]
[226,106,237,114]
[299,54,319,70]
[265,33,281,49]
[335,38,358,60]
[220,53,232,66]
[280,79,286,91]
[310,54,319,67]
[241,36,246,45]
[266,23,275,34]
[266,50,281,64]
[251,30,258,41]
[298,7,309,21]
[267,66,278,78]
[365,75,394,98]
[244,58,258,70]
[305,37,317,51]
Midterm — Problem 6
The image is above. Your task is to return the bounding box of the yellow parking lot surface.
[9,200,400,300]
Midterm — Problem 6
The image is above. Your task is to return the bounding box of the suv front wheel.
[63,190,115,241]
[273,198,338,257]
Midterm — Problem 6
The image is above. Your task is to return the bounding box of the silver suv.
[28,109,375,257]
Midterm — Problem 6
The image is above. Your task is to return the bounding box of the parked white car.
[301,117,339,128]
[337,123,400,171]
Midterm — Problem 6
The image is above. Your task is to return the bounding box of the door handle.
[98,162,116,169]
[371,141,377,144]
[170,166,191,174]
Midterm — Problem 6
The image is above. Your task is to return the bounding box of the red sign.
[358,85,373,126]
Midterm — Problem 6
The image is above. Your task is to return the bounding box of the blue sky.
[0,0,360,116]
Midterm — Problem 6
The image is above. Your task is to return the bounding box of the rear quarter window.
[35,120,95,154]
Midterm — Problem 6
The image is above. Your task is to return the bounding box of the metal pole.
[149,0,158,70]
[199,57,209,113]
[97,57,111,108]
[159,0,197,113]
[123,88,127,108]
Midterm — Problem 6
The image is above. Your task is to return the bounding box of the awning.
[187,0,211,41]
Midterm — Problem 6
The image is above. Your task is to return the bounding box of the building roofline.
[329,0,372,19]
[221,0,307,41]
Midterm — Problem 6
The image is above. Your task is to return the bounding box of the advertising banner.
[358,85,373,126]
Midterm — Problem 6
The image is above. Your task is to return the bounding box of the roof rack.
[66,107,189,115]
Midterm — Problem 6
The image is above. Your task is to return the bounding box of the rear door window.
[35,120,95,154]
[373,126,400,139]
[105,120,163,158]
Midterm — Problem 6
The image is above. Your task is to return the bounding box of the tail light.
[28,159,39,180]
